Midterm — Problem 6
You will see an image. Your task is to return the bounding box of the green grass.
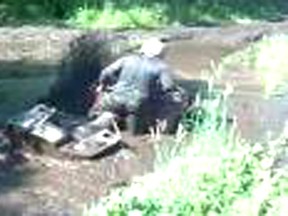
[83,90,288,216]
[67,6,167,29]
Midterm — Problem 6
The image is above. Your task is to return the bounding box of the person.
[90,37,184,134]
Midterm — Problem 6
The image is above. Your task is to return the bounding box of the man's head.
[139,37,166,58]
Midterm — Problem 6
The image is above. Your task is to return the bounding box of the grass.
[83,90,288,216]
[219,34,288,96]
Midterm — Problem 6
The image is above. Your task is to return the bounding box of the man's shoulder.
[118,54,140,62]
[123,53,140,59]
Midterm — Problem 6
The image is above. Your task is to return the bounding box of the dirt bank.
[0,20,288,77]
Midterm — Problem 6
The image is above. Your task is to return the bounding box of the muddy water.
[167,40,288,142]
[1,39,282,143]
[0,74,57,125]
[0,40,235,123]
[166,40,238,79]
[228,91,288,142]
[1,39,287,141]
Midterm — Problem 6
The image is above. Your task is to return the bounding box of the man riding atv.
[89,38,188,135]
[2,38,189,160]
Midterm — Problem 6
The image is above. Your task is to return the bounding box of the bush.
[68,5,167,29]
[83,89,288,215]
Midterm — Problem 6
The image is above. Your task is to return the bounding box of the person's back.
[93,37,180,134]
[112,54,173,103]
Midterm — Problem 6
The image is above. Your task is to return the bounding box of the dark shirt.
[99,54,175,103]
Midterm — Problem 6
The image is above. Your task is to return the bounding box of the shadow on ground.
[0,163,35,194]
[0,62,58,126]
[0,160,37,215]
[0,204,24,216]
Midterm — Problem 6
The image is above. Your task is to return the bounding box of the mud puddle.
[0,133,155,216]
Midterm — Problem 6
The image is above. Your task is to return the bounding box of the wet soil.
[0,133,155,216]
[166,40,238,79]
[218,68,288,142]
[1,20,288,215]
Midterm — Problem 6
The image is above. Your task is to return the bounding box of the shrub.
[67,5,167,29]
[83,87,288,215]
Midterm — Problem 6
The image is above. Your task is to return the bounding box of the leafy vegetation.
[83,88,288,216]
[67,6,166,29]
[0,0,287,28]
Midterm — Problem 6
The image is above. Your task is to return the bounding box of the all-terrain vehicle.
[5,103,122,159]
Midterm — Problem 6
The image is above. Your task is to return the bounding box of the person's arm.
[99,57,126,85]
[159,65,175,92]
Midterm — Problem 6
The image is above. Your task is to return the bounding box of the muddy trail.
[1,22,288,215]
[0,133,154,216]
